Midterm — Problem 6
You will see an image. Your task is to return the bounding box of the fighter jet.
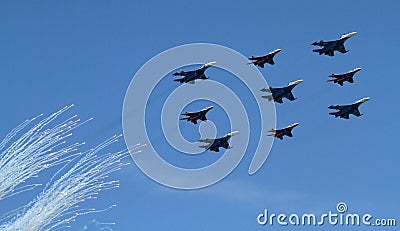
[173,61,216,84]
[198,131,239,152]
[248,49,282,68]
[268,123,299,140]
[312,32,357,56]
[329,97,370,119]
[180,106,214,124]
[328,68,362,86]
[260,79,303,103]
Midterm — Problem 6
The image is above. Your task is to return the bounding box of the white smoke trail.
[0,136,142,231]
[0,104,87,201]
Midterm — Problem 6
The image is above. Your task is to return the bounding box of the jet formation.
[180,106,214,124]
[173,61,216,84]
[327,68,362,86]
[329,97,370,119]
[312,32,357,56]
[172,31,369,149]
[260,80,303,103]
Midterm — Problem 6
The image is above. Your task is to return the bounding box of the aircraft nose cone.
[230,131,239,136]
[207,61,217,66]
[288,79,304,86]
[363,97,370,102]
[356,97,370,104]
[291,123,300,127]
[349,31,358,36]
[346,32,358,38]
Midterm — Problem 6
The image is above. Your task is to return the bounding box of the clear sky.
[0,1,399,230]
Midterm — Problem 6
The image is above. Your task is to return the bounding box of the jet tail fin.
[268,128,276,133]
[312,48,325,55]
[329,112,339,117]
[261,95,274,101]
[174,78,185,83]
[260,88,271,93]
[173,70,185,76]
[199,145,210,150]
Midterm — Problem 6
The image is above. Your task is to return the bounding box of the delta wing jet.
[329,97,370,119]
[198,131,239,152]
[173,62,216,84]
[261,80,303,103]
[268,123,299,140]
[328,68,362,86]
[312,32,357,56]
[180,106,214,124]
[248,49,281,68]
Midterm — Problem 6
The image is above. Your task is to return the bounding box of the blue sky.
[0,1,399,230]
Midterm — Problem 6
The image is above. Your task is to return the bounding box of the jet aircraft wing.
[275,97,283,104]
[209,146,220,152]
[342,114,350,119]
[337,44,347,53]
[286,92,296,101]
[353,109,362,117]
[326,50,335,56]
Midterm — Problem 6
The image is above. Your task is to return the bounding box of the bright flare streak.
[0,136,142,231]
[0,105,85,201]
